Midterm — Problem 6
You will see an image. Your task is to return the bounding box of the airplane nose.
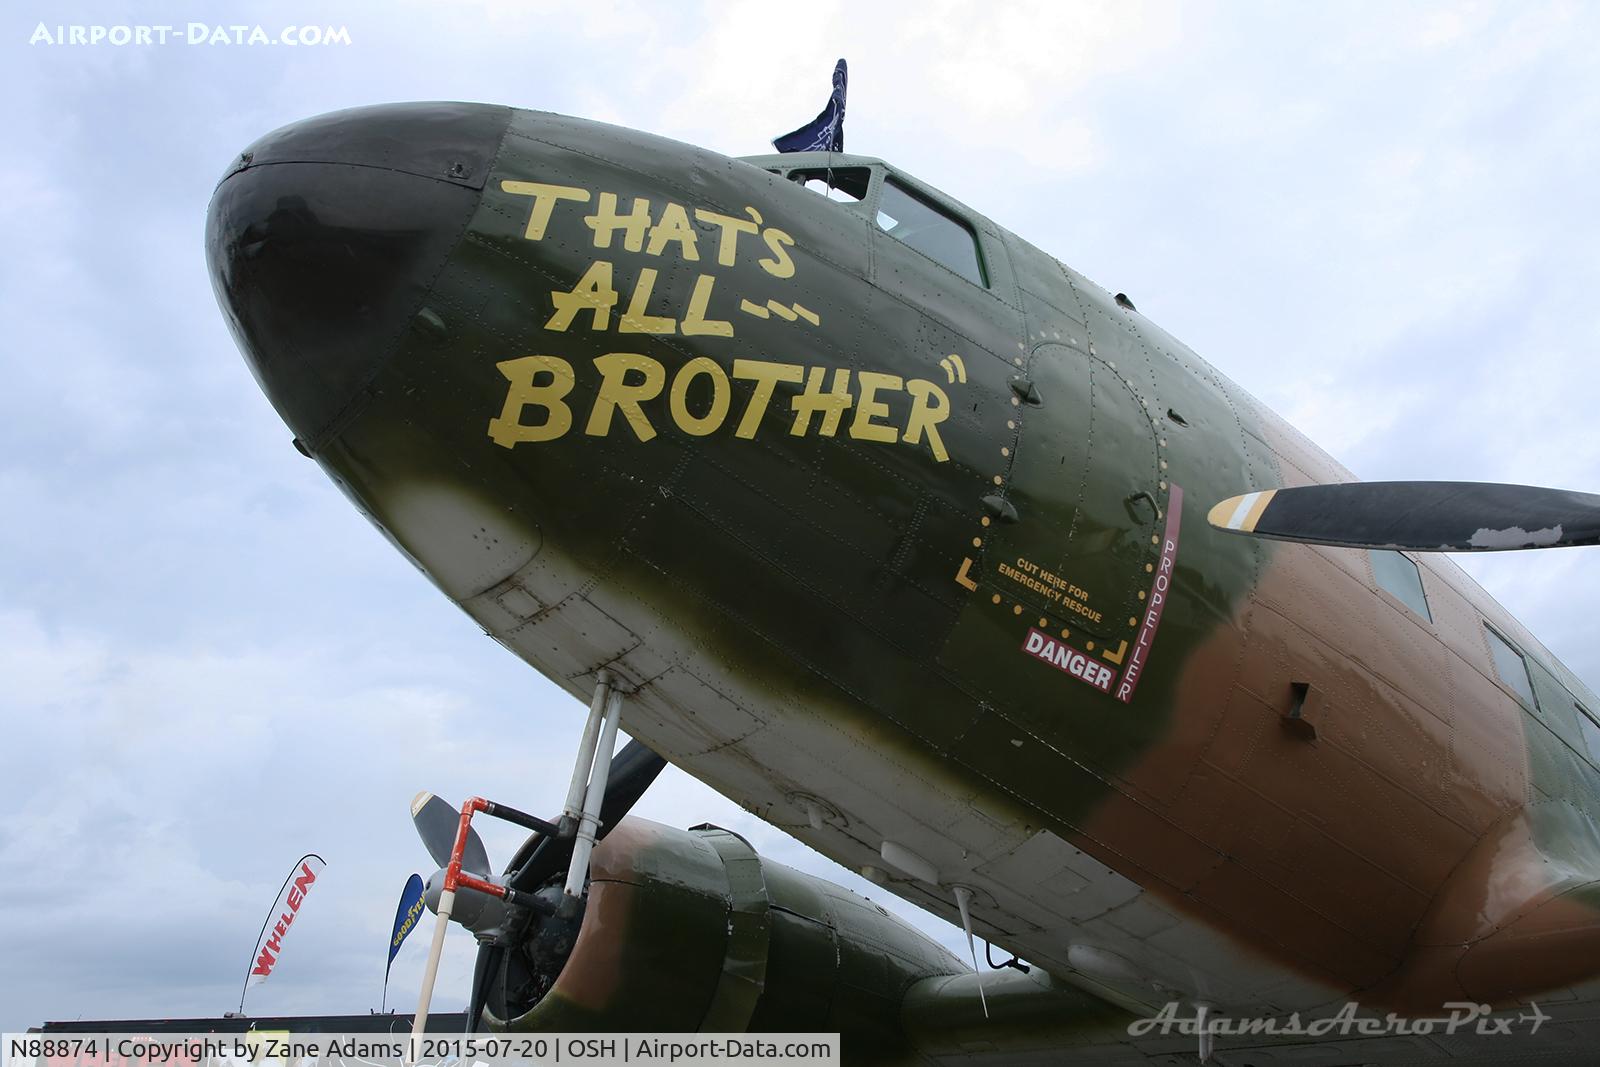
[206,102,510,445]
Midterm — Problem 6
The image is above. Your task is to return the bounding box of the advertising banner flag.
[382,873,427,1010]
[239,853,326,1011]
[388,873,427,971]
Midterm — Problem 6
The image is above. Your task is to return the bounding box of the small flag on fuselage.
[773,59,848,153]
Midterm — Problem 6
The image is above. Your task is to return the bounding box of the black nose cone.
[207,102,510,445]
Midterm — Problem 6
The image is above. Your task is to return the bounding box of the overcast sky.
[3,0,1599,1033]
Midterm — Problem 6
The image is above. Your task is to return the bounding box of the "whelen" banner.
[238,853,326,1010]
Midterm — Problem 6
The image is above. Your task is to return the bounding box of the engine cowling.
[483,817,968,1054]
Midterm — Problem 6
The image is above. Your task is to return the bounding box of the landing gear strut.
[560,671,624,913]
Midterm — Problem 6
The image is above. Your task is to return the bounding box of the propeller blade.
[466,944,502,1034]
[1207,481,1600,552]
[595,739,670,838]
[410,791,492,875]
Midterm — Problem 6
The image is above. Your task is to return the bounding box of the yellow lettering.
[731,359,804,439]
[486,356,575,447]
[500,181,590,241]
[646,202,699,261]
[618,267,677,334]
[694,207,759,266]
[492,350,945,456]
[790,367,852,437]
[850,372,902,443]
[668,357,731,436]
[587,353,665,441]
[903,379,951,462]
[545,260,618,332]
[757,227,796,278]
[680,274,733,337]
[585,192,651,252]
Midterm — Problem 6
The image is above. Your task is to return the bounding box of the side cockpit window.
[876,177,988,287]
[762,160,991,290]
[789,166,872,204]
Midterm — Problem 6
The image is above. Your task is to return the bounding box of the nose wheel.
[406,671,666,1053]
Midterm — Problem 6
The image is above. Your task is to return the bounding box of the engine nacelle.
[484,818,968,1053]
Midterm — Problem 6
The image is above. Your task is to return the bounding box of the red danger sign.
[1021,629,1115,693]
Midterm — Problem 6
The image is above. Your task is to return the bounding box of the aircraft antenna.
[952,885,989,1019]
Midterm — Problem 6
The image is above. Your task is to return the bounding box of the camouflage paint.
[208,102,1600,1037]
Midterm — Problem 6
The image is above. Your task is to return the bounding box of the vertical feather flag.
[238,853,326,1013]
[382,873,427,1011]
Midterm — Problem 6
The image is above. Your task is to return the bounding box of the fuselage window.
[876,177,988,287]
[1577,705,1600,762]
[1485,625,1539,709]
[1369,549,1431,622]
[789,167,871,205]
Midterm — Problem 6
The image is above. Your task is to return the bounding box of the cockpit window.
[876,177,987,287]
[789,167,871,204]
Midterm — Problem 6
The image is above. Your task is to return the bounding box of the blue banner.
[387,873,426,973]
[773,59,847,153]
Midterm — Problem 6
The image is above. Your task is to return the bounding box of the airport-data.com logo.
[29,22,352,47]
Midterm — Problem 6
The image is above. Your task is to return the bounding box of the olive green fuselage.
[212,104,1600,1024]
